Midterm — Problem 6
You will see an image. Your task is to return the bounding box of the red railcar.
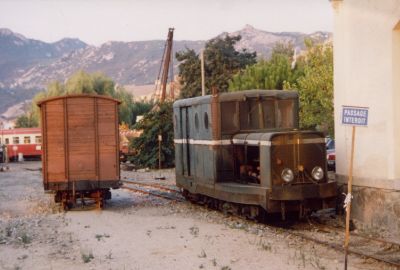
[0,128,42,161]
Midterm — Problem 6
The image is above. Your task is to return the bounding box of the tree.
[285,41,334,135]
[129,101,174,168]
[20,71,136,127]
[175,49,201,98]
[130,101,153,125]
[14,113,38,128]
[176,35,256,98]
[229,42,302,90]
[227,40,333,136]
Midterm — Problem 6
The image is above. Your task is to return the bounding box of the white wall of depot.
[332,0,400,186]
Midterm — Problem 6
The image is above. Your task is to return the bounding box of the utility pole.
[200,49,205,96]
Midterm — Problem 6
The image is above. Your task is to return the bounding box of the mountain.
[222,24,331,58]
[0,28,87,88]
[0,25,331,118]
[10,39,205,90]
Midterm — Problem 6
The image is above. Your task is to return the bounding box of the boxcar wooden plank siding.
[98,100,118,181]
[45,99,66,183]
[38,95,121,192]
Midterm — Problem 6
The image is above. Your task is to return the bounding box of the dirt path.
[0,162,388,270]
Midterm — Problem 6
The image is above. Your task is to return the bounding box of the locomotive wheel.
[181,189,275,223]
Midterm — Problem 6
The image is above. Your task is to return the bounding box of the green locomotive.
[173,90,337,219]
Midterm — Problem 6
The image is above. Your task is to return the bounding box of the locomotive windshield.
[221,97,296,133]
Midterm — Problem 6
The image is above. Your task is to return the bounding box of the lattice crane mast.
[154,28,174,103]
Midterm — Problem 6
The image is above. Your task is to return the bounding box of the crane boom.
[160,28,174,102]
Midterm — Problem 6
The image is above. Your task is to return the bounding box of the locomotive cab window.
[239,100,259,130]
[262,99,275,128]
[239,98,276,130]
[276,99,295,128]
[221,102,238,132]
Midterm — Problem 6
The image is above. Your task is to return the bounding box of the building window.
[35,136,42,144]
[5,138,9,144]
[13,137,19,144]
[24,136,31,144]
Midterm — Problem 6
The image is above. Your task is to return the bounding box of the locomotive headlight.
[311,166,324,181]
[281,168,294,183]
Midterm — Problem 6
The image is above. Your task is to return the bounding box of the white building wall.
[333,0,400,189]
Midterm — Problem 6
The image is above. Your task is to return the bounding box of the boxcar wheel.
[62,201,71,211]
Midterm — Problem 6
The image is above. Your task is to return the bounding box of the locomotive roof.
[173,90,298,107]
[36,94,121,107]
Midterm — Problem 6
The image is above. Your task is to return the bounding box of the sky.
[0,0,333,45]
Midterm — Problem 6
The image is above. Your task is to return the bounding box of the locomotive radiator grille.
[271,133,326,186]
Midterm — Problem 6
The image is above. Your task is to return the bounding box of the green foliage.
[21,71,136,127]
[285,42,334,135]
[228,40,333,136]
[81,251,94,263]
[14,114,38,128]
[129,102,174,169]
[229,42,302,90]
[176,35,256,98]
[176,49,202,98]
[130,101,153,125]
[65,70,96,94]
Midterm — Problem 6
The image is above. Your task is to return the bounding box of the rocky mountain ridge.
[0,28,87,88]
[0,25,331,117]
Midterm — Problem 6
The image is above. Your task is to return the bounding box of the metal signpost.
[341,106,369,270]
[155,134,165,180]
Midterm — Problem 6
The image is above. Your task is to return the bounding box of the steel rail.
[122,179,180,194]
[309,222,400,248]
[121,182,184,202]
[286,230,400,269]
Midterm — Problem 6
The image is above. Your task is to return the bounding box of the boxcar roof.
[173,90,298,108]
[36,94,121,107]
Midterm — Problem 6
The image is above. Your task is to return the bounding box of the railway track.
[302,221,400,268]
[121,179,184,202]
[292,231,399,269]
[120,180,400,268]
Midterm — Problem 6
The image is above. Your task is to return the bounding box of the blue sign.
[342,106,369,126]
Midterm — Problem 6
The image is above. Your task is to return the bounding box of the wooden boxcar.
[173,90,337,220]
[38,94,121,208]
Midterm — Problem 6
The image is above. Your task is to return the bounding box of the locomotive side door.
[180,107,191,176]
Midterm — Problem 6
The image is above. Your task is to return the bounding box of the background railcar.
[0,127,42,162]
[38,94,121,209]
[173,90,337,219]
